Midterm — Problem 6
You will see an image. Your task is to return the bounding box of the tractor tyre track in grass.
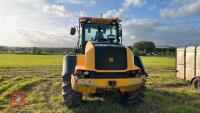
[0,77,47,110]
[0,65,62,77]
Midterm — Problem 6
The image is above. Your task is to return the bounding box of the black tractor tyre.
[62,55,76,81]
[192,77,200,89]
[62,80,82,107]
[62,55,82,107]
[119,86,146,105]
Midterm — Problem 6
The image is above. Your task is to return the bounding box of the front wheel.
[62,80,82,107]
[62,55,82,107]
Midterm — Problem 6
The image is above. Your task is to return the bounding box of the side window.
[85,28,96,41]
[85,29,90,41]
[103,26,117,39]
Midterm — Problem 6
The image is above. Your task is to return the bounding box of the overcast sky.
[0,0,200,47]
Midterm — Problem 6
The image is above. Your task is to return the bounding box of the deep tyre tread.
[120,86,146,105]
[192,77,200,89]
[62,54,82,107]
[62,81,82,107]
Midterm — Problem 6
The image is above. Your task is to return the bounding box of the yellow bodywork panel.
[71,76,144,93]
[84,42,95,70]
[75,42,140,72]
[73,41,143,93]
[76,54,85,69]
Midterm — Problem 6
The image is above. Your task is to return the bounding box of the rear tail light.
[130,70,140,77]
[76,70,84,78]
[131,70,138,74]
[76,70,82,75]
[75,70,90,78]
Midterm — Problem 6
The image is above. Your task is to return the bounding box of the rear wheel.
[192,77,200,89]
[62,55,82,107]
[120,86,146,105]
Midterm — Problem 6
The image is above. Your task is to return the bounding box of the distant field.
[0,54,199,113]
[0,54,63,66]
[141,56,175,68]
[0,54,174,67]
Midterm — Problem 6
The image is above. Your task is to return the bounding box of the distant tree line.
[31,47,74,55]
[1,41,176,56]
[0,46,74,55]
[132,41,176,56]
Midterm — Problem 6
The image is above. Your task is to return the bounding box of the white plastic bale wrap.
[185,46,196,80]
[176,47,185,80]
[176,45,200,81]
[196,46,200,78]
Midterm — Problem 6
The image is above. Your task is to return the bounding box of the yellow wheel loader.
[62,17,148,107]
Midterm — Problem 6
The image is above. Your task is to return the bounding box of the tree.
[32,47,37,54]
[133,41,156,54]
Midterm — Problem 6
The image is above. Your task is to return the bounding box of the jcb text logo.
[109,57,114,63]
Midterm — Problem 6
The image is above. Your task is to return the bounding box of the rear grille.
[94,45,127,70]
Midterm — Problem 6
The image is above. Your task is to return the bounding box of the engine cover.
[94,44,127,70]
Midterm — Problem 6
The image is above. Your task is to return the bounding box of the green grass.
[0,77,45,99]
[0,54,63,66]
[141,56,175,68]
[0,54,199,113]
[0,75,7,82]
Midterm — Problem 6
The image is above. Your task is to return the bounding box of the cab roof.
[79,17,121,24]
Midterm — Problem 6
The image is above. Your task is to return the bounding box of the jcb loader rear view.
[62,17,148,107]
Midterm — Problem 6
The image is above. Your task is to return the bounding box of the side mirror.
[118,29,122,37]
[70,27,76,35]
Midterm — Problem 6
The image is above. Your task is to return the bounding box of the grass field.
[0,54,199,113]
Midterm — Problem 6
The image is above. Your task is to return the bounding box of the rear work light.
[83,71,89,75]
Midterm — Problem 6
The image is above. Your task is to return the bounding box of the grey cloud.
[18,29,78,47]
[54,0,96,5]
[103,0,147,18]
[103,9,126,18]
[160,0,200,18]
[124,0,147,7]
[43,4,73,17]
[18,18,200,47]
[122,18,200,46]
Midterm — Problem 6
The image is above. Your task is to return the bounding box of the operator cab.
[70,17,122,53]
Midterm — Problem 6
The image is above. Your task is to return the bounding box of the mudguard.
[62,54,76,80]
[134,55,148,76]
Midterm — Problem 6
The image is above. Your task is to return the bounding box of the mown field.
[0,54,199,113]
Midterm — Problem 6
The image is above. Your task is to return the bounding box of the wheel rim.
[196,81,200,89]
